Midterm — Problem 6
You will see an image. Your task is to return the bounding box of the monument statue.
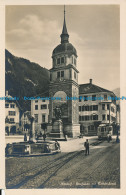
[54,106,62,120]
[49,106,65,140]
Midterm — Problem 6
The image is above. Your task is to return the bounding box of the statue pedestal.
[49,120,65,140]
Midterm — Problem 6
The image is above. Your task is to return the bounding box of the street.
[6,138,120,189]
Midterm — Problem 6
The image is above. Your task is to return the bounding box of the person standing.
[43,133,46,141]
[24,133,27,142]
[84,139,89,155]
[55,140,60,150]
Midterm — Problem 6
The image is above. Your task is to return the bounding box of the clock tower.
[49,7,80,137]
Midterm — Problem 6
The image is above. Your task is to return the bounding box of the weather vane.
[64,5,66,16]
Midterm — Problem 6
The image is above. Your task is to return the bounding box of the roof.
[23,111,31,120]
[5,94,22,111]
[52,42,77,57]
[52,7,77,56]
[62,14,68,35]
[79,83,114,95]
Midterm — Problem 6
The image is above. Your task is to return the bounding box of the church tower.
[49,6,80,137]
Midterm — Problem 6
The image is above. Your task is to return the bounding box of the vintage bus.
[97,124,113,141]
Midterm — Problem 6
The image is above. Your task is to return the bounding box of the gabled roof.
[5,94,22,111]
[79,83,114,95]
[23,111,31,120]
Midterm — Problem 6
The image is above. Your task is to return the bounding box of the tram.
[97,124,113,140]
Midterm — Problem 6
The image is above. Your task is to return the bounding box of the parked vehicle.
[97,124,113,141]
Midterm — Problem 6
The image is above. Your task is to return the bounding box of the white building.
[5,91,20,134]
[79,79,117,135]
[31,94,49,134]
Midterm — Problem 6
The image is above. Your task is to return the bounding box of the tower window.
[57,58,60,65]
[50,73,52,81]
[57,72,60,78]
[61,57,64,64]
[74,72,76,79]
[74,58,76,65]
[72,56,74,64]
[53,58,56,65]
[69,69,72,78]
[61,71,64,77]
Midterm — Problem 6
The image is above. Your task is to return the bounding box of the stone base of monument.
[64,124,80,138]
[5,141,60,156]
[49,119,66,141]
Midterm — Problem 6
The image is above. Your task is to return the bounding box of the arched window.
[74,58,76,65]
[57,58,60,65]
[72,56,74,64]
[61,57,64,64]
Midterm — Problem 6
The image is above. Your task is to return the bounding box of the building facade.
[5,91,20,134]
[31,98,49,134]
[79,79,117,135]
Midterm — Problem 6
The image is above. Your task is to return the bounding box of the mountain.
[113,88,120,105]
[113,88,120,97]
[5,49,50,111]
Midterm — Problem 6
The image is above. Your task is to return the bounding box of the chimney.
[6,91,8,96]
[90,79,92,84]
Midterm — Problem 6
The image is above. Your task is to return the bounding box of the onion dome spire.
[60,5,69,44]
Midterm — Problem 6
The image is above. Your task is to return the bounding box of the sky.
[5,5,120,91]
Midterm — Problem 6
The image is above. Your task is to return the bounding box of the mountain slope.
[5,49,50,111]
[113,88,120,105]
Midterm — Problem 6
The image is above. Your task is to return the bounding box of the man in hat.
[84,139,89,155]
